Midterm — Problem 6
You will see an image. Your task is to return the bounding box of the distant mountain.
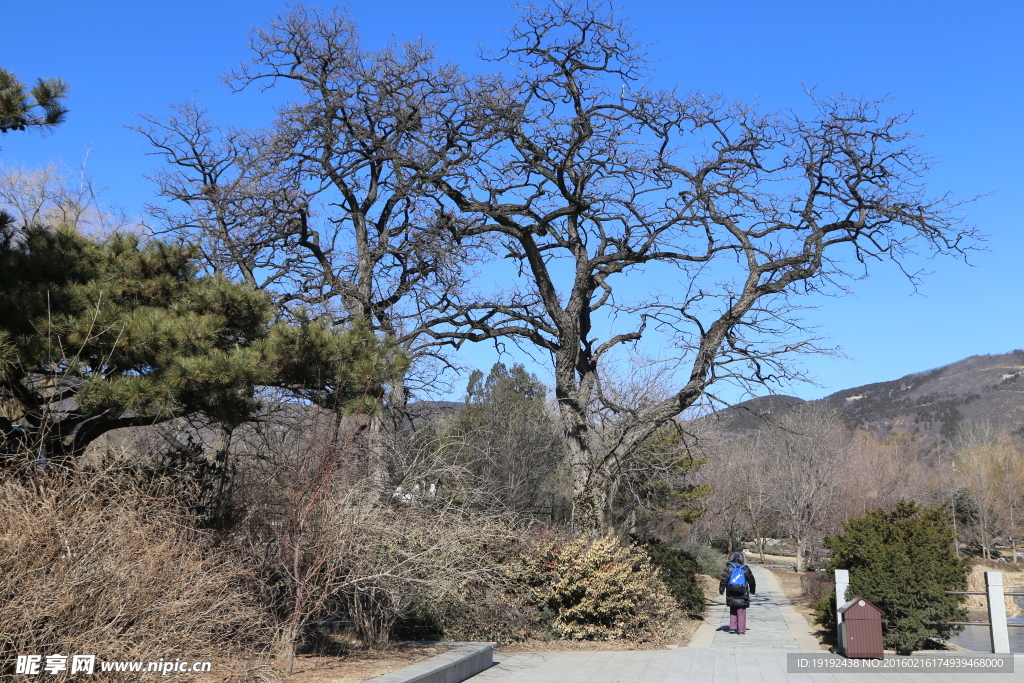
[706,351,1024,444]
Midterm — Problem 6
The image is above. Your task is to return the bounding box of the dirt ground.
[763,566,834,650]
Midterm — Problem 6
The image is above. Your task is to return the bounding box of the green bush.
[520,535,675,640]
[814,501,970,654]
[635,538,705,615]
[682,542,727,576]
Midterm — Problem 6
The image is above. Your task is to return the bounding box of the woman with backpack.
[719,551,756,634]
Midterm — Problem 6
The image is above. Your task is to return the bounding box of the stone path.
[688,565,820,650]
[466,564,1024,682]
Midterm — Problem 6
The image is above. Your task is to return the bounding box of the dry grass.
[0,471,274,682]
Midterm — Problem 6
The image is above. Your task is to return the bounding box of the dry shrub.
[0,471,272,681]
[519,535,676,641]
[801,572,832,605]
[229,413,522,662]
[330,503,522,646]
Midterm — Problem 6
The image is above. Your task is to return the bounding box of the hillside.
[707,351,1024,443]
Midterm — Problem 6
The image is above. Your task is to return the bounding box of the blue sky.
[2,0,1022,402]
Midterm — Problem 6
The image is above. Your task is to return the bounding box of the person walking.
[719,551,756,634]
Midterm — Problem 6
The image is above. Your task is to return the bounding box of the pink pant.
[729,606,746,633]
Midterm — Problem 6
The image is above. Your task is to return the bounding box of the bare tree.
[0,160,130,236]
[136,7,490,427]
[732,435,778,563]
[951,422,1023,560]
[840,429,927,520]
[136,7,507,495]
[417,1,977,529]
[763,404,848,570]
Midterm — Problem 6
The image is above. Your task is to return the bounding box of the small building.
[838,597,885,659]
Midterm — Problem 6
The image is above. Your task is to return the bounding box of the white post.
[835,568,850,652]
[835,569,850,625]
[985,571,1010,654]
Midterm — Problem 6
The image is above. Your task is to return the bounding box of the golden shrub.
[520,535,676,640]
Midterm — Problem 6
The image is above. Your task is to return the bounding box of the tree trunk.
[280,620,300,676]
[795,537,805,572]
[569,454,608,533]
[554,359,609,532]
[365,375,407,495]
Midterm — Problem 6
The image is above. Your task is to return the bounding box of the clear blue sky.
[3,0,1021,402]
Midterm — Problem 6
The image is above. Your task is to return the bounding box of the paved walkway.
[688,565,820,650]
[467,565,1024,682]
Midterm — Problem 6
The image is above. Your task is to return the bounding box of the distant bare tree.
[763,404,848,570]
[841,430,927,519]
[415,1,977,529]
[952,422,1023,560]
[694,432,776,559]
[733,435,778,562]
[0,160,130,236]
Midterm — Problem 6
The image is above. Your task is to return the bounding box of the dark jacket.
[718,562,756,608]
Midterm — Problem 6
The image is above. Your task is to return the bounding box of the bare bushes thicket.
[0,471,272,680]
[400,532,683,643]
[228,411,525,664]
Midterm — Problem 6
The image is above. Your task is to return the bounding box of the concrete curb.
[363,642,496,683]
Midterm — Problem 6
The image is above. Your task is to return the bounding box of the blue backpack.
[726,562,748,593]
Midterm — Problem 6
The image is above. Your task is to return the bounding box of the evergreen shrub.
[682,542,727,576]
[813,501,970,654]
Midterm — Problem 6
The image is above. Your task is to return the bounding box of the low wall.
[364,642,496,683]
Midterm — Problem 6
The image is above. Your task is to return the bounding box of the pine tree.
[814,501,971,654]
[0,224,402,467]
[0,67,68,134]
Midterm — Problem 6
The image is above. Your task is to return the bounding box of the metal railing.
[837,571,1021,654]
[927,589,1024,631]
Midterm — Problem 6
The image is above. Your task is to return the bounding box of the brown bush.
[0,471,273,681]
[800,571,832,605]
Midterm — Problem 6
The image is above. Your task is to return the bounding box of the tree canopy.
[0,67,68,135]
[0,224,402,466]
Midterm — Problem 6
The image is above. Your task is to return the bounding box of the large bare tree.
[138,7,486,409]
[137,7,499,490]
[416,1,977,529]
